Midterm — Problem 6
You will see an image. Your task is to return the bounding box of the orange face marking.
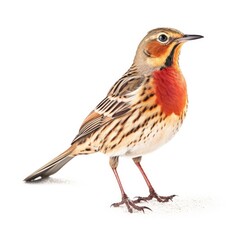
[153,67,187,116]
[145,40,169,58]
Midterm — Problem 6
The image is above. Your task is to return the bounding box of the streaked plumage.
[24,28,203,213]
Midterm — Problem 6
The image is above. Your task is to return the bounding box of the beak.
[176,34,204,43]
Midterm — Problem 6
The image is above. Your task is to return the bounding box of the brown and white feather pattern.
[71,66,186,157]
[24,27,198,184]
[71,65,146,145]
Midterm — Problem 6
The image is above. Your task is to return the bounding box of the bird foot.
[134,190,176,203]
[111,194,152,213]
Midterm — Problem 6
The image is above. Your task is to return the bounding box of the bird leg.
[133,156,176,203]
[110,157,151,213]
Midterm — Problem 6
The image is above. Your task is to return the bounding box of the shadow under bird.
[24,28,203,213]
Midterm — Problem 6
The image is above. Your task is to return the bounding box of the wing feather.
[71,67,148,144]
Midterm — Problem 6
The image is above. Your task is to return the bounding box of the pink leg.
[133,157,176,203]
[110,157,151,213]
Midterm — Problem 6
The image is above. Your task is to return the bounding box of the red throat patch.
[153,67,187,116]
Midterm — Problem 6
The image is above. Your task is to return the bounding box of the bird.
[24,28,203,213]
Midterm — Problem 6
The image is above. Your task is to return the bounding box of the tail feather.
[24,145,76,182]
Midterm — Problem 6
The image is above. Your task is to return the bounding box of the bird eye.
[158,33,169,43]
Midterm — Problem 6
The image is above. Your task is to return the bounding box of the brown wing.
[71,69,146,144]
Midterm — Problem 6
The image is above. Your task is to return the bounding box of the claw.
[111,195,152,213]
[134,191,177,204]
[157,194,176,202]
[134,196,149,203]
[168,195,177,201]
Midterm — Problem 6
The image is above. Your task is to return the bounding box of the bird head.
[134,28,203,72]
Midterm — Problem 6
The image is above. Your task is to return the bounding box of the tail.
[24,145,76,182]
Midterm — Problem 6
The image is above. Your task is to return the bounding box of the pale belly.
[92,108,186,158]
[124,113,183,157]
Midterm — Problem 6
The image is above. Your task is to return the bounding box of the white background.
[1,0,239,239]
